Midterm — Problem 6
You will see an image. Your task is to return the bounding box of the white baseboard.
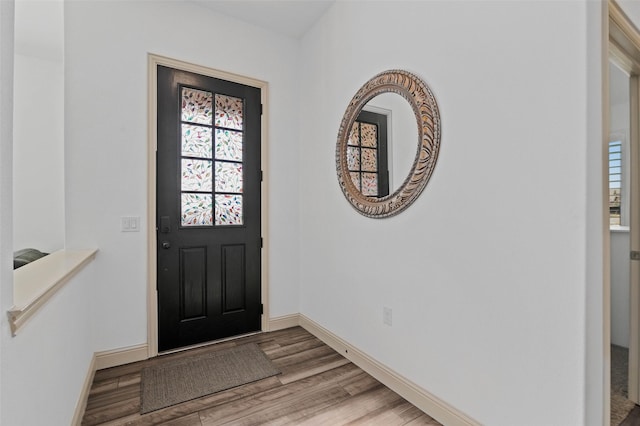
[268,313,301,331]
[73,344,148,423]
[95,343,149,370]
[298,315,480,426]
[71,353,96,426]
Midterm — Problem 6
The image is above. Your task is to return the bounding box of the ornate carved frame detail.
[336,69,441,218]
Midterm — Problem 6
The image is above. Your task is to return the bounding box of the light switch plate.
[122,216,140,232]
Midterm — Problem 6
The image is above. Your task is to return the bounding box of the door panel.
[156,66,261,352]
[222,244,246,313]
[180,247,207,320]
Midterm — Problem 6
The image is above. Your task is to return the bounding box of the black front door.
[156,66,262,352]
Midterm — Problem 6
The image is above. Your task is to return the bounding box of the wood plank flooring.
[621,405,640,426]
[81,327,441,425]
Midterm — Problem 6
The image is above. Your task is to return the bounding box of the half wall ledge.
[8,248,98,336]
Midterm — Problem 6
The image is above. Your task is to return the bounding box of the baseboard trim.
[71,353,96,426]
[268,313,301,331]
[298,315,480,426]
[95,343,149,370]
[73,344,148,423]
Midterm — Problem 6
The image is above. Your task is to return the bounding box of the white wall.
[1,266,95,426]
[13,53,64,252]
[12,0,65,253]
[610,102,629,138]
[64,0,301,351]
[618,0,640,28]
[0,0,14,420]
[298,2,593,425]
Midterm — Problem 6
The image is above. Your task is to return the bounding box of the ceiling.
[14,0,333,58]
[190,0,336,39]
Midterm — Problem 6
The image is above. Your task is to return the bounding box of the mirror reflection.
[354,93,418,197]
[347,110,389,197]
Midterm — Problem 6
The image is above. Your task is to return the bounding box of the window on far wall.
[609,140,623,226]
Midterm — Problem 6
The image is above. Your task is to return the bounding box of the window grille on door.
[180,87,245,226]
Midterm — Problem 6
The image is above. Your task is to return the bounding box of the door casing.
[147,54,269,357]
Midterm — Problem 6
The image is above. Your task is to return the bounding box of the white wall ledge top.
[8,248,98,336]
[610,226,631,233]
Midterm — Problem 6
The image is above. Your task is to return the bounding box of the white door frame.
[146,54,270,358]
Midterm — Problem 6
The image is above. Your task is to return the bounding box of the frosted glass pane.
[181,159,213,192]
[215,129,243,161]
[182,124,212,159]
[182,194,213,226]
[361,148,377,172]
[347,146,360,171]
[215,162,243,193]
[361,123,377,147]
[348,122,360,146]
[215,194,243,225]
[182,88,213,125]
[350,172,360,190]
[215,94,243,130]
[362,173,378,196]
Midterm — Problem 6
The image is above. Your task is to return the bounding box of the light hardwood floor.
[81,326,441,425]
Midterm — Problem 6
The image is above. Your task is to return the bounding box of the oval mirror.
[336,70,441,218]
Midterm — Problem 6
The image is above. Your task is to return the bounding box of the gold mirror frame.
[336,69,441,218]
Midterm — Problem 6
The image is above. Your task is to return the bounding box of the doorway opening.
[608,2,640,424]
[608,56,636,425]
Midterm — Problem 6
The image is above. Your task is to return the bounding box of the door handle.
[162,241,171,249]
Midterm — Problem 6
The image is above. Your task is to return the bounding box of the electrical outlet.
[383,306,392,326]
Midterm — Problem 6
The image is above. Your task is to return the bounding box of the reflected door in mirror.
[347,110,389,197]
